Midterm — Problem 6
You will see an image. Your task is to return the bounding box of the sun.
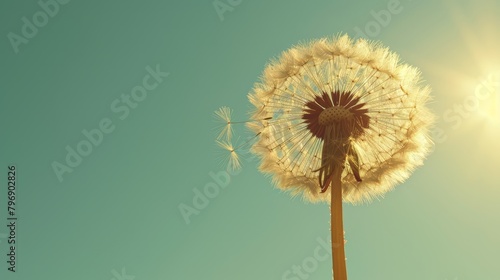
[435,0,500,166]
[475,71,500,126]
[445,0,500,124]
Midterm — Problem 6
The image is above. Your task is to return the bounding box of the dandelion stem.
[330,164,347,280]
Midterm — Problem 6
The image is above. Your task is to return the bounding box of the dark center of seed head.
[318,106,354,126]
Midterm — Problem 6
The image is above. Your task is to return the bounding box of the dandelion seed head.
[247,34,435,204]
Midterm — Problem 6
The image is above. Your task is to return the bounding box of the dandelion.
[216,34,434,280]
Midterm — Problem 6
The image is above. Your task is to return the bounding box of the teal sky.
[1,1,499,279]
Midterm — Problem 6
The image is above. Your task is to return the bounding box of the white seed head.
[247,34,435,204]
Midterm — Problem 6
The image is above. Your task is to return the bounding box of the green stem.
[331,165,347,280]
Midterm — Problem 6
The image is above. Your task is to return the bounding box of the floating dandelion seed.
[214,106,233,141]
[216,139,241,171]
[216,34,434,280]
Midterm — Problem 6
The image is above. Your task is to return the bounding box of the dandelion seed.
[216,139,241,171]
[214,106,233,141]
